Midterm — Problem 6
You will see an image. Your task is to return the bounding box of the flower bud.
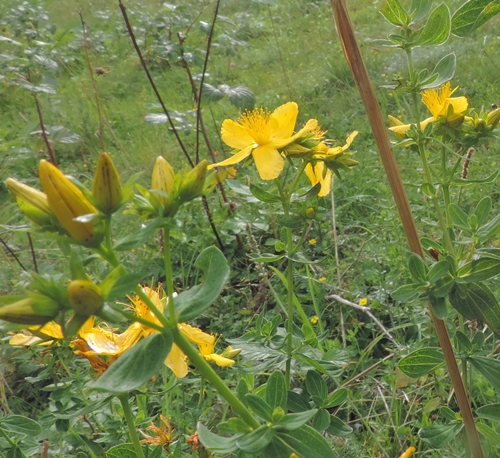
[487,107,500,128]
[272,407,285,423]
[221,346,242,359]
[179,160,208,203]
[92,153,122,214]
[0,296,59,325]
[151,156,175,207]
[67,280,104,316]
[39,160,98,244]
[305,207,315,219]
[5,178,54,216]
[16,198,55,227]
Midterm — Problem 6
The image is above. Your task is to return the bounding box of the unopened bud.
[221,346,242,359]
[179,160,208,202]
[5,178,53,215]
[151,156,175,207]
[0,296,59,325]
[39,160,98,244]
[67,280,104,316]
[92,153,122,214]
[305,207,315,219]
[272,407,285,423]
[487,107,500,128]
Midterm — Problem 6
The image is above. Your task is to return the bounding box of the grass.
[1,0,500,457]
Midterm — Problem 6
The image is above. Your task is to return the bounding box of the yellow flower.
[319,277,327,283]
[304,131,358,197]
[359,298,368,306]
[390,82,468,135]
[140,415,172,449]
[309,238,317,245]
[209,102,317,180]
[197,334,238,367]
[310,315,319,324]
[398,446,416,458]
[9,320,64,346]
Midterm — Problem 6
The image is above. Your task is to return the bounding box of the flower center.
[240,108,271,146]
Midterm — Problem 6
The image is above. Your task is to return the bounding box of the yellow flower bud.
[305,207,315,219]
[487,107,500,128]
[92,153,122,214]
[39,160,98,244]
[179,160,208,203]
[221,346,242,359]
[16,198,54,227]
[5,178,53,216]
[151,156,175,207]
[67,280,104,316]
[0,296,59,325]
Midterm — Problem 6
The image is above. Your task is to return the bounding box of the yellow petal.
[447,96,468,116]
[204,353,235,367]
[318,167,333,197]
[207,144,254,170]
[305,163,319,187]
[343,131,358,149]
[252,144,285,180]
[221,119,256,150]
[269,102,299,139]
[10,334,43,346]
[164,343,188,378]
[179,323,214,345]
[273,119,318,149]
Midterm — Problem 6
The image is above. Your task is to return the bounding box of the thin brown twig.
[0,236,27,271]
[27,232,38,273]
[330,1,484,456]
[79,12,105,152]
[118,0,193,167]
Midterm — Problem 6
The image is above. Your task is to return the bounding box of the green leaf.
[55,395,114,420]
[276,409,317,431]
[114,218,161,250]
[305,370,328,407]
[429,294,448,320]
[237,379,250,407]
[287,391,311,412]
[469,356,500,392]
[69,250,87,280]
[455,330,472,351]
[105,271,148,302]
[226,85,255,110]
[248,253,284,263]
[449,282,500,335]
[419,422,463,448]
[226,418,253,434]
[449,204,470,231]
[201,83,225,103]
[312,408,331,432]
[476,403,500,422]
[246,394,273,422]
[0,415,41,436]
[5,447,27,458]
[327,415,353,437]
[391,283,425,301]
[237,425,275,453]
[410,0,433,22]
[420,53,456,89]
[452,0,500,37]
[457,258,500,283]
[380,0,411,26]
[175,246,230,321]
[427,259,450,284]
[398,348,444,378]
[106,444,148,458]
[249,183,282,203]
[476,422,500,448]
[408,253,428,284]
[325,388,348,408]
[429,273,455,298]
[89,332,173,393]
[476,248,500,260]
[475,196,492,227]
[197,422,241,454]
[265,371,287,411]
[413,3,451,46]
[273,424,338,457]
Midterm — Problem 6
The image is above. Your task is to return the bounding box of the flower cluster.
[10,287,240,378]
[209,102,358,195]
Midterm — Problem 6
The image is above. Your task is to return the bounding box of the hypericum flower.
[9,320,64,346]
[209,102,318,180]
[310,315,319,324]
[304,131,358,197]
[140,415,172,449]
[197,334,239,367]
[390,82,469,135]
[359,298,368,306]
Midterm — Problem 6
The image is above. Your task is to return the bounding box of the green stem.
[162,226,177,323]
[118,394,145,458]
[0,427,15,446]
[306,265,325,334]
[172,328,260,429]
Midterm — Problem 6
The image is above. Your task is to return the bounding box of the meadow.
[1,0,500,457]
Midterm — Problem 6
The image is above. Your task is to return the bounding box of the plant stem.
[162,226,177,323]
[171,327,260,429]
[118,394,145,458]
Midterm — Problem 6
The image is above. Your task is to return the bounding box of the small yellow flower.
[319,277,327,283]
[310,315,319,324]
[398,446,416,458]
[209,102,317,180]
[359,298,368,306]
[309,238,317,245]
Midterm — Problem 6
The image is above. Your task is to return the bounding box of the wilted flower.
[209,102,317,180]
[140,415,172,449]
